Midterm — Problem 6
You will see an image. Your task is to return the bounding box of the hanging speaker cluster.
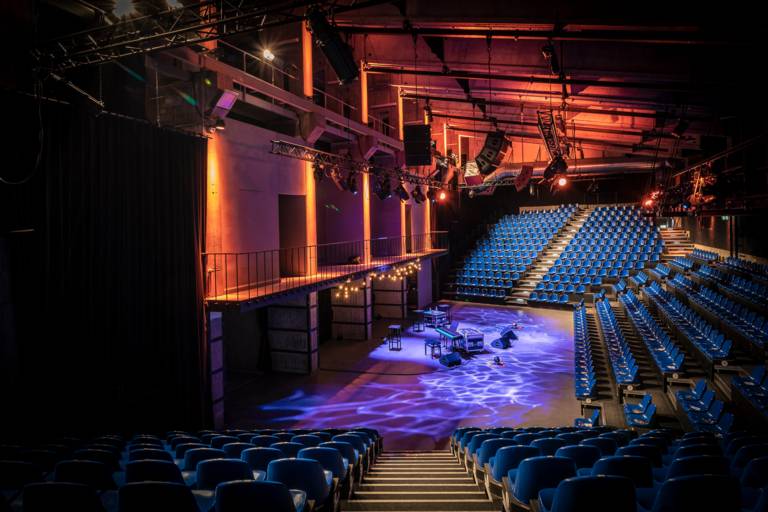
[475,130,509,175]
[306,7,359,85]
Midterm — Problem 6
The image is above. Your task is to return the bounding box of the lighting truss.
[537,109,562,159]
[270,140,448,189]
[35,0,391,71]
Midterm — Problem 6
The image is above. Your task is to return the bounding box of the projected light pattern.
[249,303,577,449]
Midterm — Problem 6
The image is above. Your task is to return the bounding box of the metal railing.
[204,232,448,303]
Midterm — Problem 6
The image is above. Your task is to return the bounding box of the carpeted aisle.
[343,451,499,511]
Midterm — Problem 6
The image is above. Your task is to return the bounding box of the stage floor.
[226,302,579,450]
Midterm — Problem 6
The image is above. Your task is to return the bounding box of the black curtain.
[2,93,208,436]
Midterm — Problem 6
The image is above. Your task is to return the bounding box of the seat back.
[128,448,173,462]
[214,480,296,512]
[477,439,518,466]
[666,455,729,479]
[491,446,541,482]
[297,447,346,479]
[240,447,284,472]
[512,456,577,505]
[741,456,768,489]
[249,435,280,448]
[651,474,741,512]
[125,460,184,484]
[270,442,304,458]
[731,444,768,473]
[22,482,104,512]
[53,460,116,490]
[266,458,330,503]
[467,434,499,455]
[590,455,654,488]
[0,461,42,490]
[673,444,722,459]
[222,443,255,459]
[176,442,206,459]
[196,459,253,490]
[118,482,199,512]
[210,436,240,449]
[550,475,636,512]
[332,435,366,455]
[615,444,663,467]
[182,448,225,471]
[554,446,602,469]
[531,438,567,456]
[319,442,357,465]
[580,437,618,456]
[291,435,323,447]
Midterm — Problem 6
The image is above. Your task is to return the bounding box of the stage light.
[439,190,447,201]
[313,162,325,181]
[374,174,391,200]
[412,186,426,204]
[395,182,410,202]
[426,187,437,202]
[557,176,567,187]
[346,172,358,195]
[263,49,276,62]
[541,43,561,76]
[543,154,568,181]
[643,198,654,208]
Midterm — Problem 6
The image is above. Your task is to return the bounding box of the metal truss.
[35,0,390,71]
[270,140,448,188]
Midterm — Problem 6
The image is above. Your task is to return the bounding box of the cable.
[1,80,44,185]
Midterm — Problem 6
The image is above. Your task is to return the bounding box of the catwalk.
[227,302,579,449]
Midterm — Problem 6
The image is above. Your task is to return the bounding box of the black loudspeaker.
[500,326,518,342]
[475,130,509,175]
[439,352,462,367]
[306,8,359,85]
[491,338,511,349]
[404,125,432,166]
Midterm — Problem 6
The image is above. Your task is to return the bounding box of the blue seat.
[319,442,358,468]
[513,433,544,445]
[477,439,518,467]
[665,455,729,479]
[589,455,654,488]
[196,459,255,490]
[267,458,332,508]
[291,435,323,447]
[672,444,722,459]
[731,444,768,476]
[214,480,306,512]
[221,443,255,459]
[270,442,304,458]
[176,442,206,459]
[240,447,284,472]
[250,435,280,447]
[118,482,199,512]
[182,448,225,471]
[539,475,636,512]
[124,448,170,463]
[210,436,240,449]
[53,460,116,490]
[125,460,185,484]
[510,456,577,508]
[616,444,663,467]
[22,482,104,512]
[490,446,541,483]
[648,474,741,512]
[332,435,367,461]
[467,434,500,457]
[297,447,347,480]
[554,446,601,469]
[531,438,568,456]
[555,433,586,444]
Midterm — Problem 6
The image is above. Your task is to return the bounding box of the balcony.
[204,232,448,309]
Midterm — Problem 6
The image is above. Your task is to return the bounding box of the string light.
[368,260,422,282]
[334,277,367,299]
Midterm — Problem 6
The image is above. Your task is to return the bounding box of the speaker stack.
[475,130,509,175]
[438,352,462,367]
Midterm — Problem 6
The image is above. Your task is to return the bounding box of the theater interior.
[1,1,768,511]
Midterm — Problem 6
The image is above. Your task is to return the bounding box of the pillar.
[267,293,319,374]
[207,310,225,429]
[331,278,372,340]
[373,276,407,319]
[416,263,433,308]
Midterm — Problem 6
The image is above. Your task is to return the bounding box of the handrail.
[203,232,449,303]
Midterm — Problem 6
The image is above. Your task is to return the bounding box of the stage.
[226,302,579,449]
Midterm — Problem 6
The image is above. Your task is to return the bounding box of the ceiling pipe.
[365,63,708,93]
[337,25,750,46]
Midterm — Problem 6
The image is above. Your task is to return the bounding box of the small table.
[459,328,484,353]
[423,309,448,328]
[424,339,442,358]
[388,324,402,342]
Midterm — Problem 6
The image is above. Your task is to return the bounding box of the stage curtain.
[2,94,208,434]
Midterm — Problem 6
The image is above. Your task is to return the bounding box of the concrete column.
[416,263,433,309]
[207,310,225,429]
[331,278,372,340]
[373,276,407,319]
[267,293,319,374]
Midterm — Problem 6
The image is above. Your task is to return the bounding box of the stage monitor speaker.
[491,338,511,349]
[475,130,509,175]
[306,8,359,85]
[500,326,518,342]
[439,352,462,367]
[404,125,432,166]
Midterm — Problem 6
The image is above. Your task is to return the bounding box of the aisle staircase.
[507,205,594,304]
[659,227,694,259]
[343,451,497,511]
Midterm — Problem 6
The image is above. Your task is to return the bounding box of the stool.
[425,339,441,358]
[388,324,402,342]
[388,336,402,351]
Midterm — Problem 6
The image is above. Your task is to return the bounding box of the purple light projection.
[254,303,578,449]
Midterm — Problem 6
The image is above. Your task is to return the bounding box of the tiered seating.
[595,298,639,386]
[457,205,576,299]
[720,275,768,308]
[0,427,380,512]
[623,394,656,427]
[534,205,663,300]
[675,379,734,434]
[573,305,597,400]
[668,273,698,295]
[647,263,671,281]
[690,248,719,263]
[693,264,729,285]
[732,366,768,420]
[620,290,684,375]
[452,426,768,512]
[629,270,649,288]
[645,282,733,362]
[691,286,768,350]
[719,257,768,280]
[669,256,695,273]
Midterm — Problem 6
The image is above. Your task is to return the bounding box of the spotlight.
[541,43,561,76]
[438,190,447,201]
[412,186,426,204]
[374,174,392,200]
[543,154,568,181]
[346,172,358,195]
[313,162,325,181]
[263,49,276,62]
[426,187,437,202]
[557,176,567,187]
[395,182,410,202]
[643,198,654,208]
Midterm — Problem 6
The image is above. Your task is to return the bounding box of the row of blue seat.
[623,394,656,428]
[457,286,507,298]
[456,277,517,288]
[669,256,695,272]
[732,366,768,420]
[721,274,768,305]
[647,263,671,281]
[573,307,597,400]
[676,380,735,435]
[536,282,588,294]
[629,271,649,288]
[595,298,639,385]
[690,248,720,262]
[692,286,768,349]
[720,257,768,280]
[620,290,684,374]
[457,269,521,280]
[528,292,570,304]
[644,282,733,362]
